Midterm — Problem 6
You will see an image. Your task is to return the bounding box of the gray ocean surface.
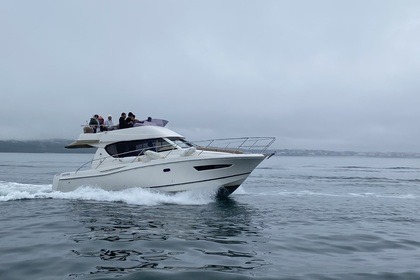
[1,152,420,280]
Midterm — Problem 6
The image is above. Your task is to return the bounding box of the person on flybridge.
[84,113,169,133]
[88,114,100,133]
[104,115,115,130]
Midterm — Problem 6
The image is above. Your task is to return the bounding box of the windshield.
[167,137,193,149]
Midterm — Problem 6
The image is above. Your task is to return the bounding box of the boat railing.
[192,137,276,156]
[74,137,275,173]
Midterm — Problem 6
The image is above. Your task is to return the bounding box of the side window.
[105,138,173,158]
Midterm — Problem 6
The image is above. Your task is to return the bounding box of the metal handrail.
[192,137,275,156]
[75,143,177,173]
[193,137,276,153]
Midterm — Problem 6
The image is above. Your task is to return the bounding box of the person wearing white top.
[105,115,115,130]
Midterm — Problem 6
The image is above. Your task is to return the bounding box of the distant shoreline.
[1,140,419,158]
[276,149,420,158]
[0,140,94,154]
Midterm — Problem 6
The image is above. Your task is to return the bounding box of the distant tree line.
[0,140,94,154]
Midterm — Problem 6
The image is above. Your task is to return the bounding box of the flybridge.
[66,126,183,149]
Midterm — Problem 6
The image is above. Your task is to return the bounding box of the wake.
[0,181,216,205]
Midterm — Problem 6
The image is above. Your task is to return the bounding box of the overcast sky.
[1,0,420,152]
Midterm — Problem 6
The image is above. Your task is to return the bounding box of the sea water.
[1,152,420,279]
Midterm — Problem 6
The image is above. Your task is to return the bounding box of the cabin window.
[105,138,174,158]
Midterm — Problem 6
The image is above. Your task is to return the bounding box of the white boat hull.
[52,154,265,196]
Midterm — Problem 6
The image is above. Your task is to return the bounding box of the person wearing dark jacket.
[119,112,128,129]
[89,114,100,133]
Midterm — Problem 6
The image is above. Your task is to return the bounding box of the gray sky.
[1,0,420,152]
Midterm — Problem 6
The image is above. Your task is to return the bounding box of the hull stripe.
[147,172,251,189]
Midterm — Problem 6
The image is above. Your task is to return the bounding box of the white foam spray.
[0,181,215,205]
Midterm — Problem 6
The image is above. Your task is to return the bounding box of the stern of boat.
[52,174,60,191]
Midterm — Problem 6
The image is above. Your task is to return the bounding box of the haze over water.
[1,153,420,279]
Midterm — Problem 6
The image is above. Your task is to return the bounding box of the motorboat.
[52,121,275,196]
